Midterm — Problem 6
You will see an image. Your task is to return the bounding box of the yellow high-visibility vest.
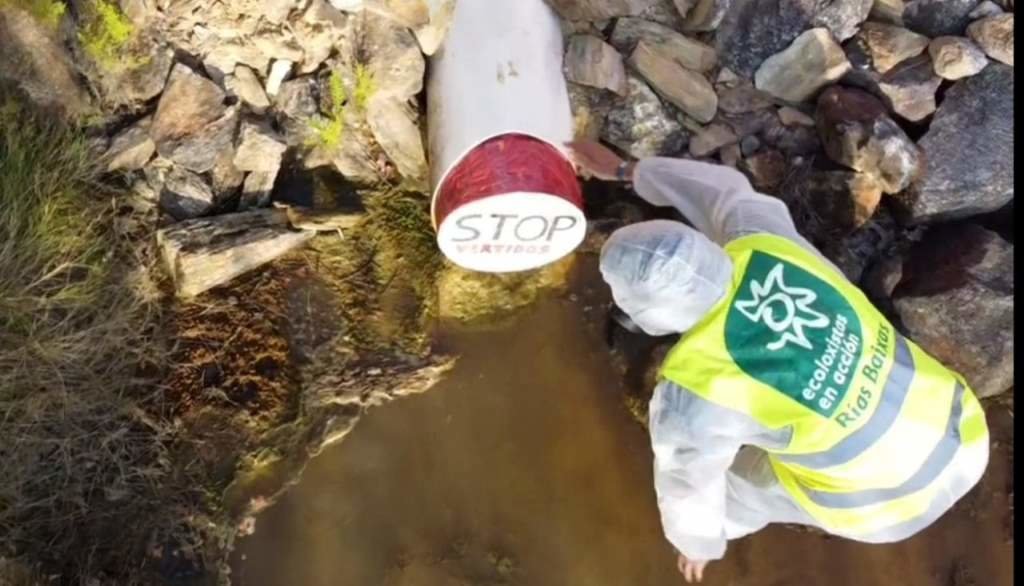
[660,233,989,536]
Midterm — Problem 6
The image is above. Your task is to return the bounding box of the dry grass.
[0,85,179,583]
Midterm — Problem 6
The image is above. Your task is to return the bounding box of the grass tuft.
[306,64,377,150]
[77,0,146,71]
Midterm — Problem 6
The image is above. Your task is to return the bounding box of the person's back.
[567,141,990,583]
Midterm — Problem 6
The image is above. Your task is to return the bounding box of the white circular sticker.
[437,192,587,273]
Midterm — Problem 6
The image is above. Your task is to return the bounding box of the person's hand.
[565,140,634,181]
[677,553,709,583]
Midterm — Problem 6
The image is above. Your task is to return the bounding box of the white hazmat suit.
[601,158,989,561]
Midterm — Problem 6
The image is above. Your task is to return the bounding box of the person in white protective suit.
[566,141,991,583]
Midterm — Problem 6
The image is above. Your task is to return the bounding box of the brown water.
[230,295,1013,586]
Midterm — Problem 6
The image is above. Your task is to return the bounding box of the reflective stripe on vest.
[659,233,990,535]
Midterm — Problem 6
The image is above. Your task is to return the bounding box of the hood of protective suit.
[599,220,734,337]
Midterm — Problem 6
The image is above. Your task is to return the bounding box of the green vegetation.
[0,84,173,583]
[77,0,145,70]
[307,64,377,150]
[352,63,376,112]
[0,0,66,29]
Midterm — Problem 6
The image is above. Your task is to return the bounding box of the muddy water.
[230,295,1013,586]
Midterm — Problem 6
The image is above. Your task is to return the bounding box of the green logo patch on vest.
[724,252,864,417]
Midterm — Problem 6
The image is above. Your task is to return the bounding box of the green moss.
[0,0,66,29]
[352,63,376,112]
[77,0,146,71]
[306,64,376,150]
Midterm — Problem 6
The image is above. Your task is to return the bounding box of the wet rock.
[234,121,287,173]
[876,54,942,122]
[717,82,775,114]
[778,105,816,126]
[967,13,1014,66]
[755,28,851,103]
[610,18,717,73]
[105,117,156,172]
[629,41,718,122]
[681,0,730,31]
[0,7,94,118]
[565,35,629,96]
[265,59,293,97]
[364,12,425,101]
[227,65,272,114]
[802,170,884,237]
[689,122,738,156]
[893,64,1013,223]
[968,0,1004,18]
[893,224,1013,398]
[543,0,656,21]
[904,0,980,37]
[929,36,989,79]
[603,76,686,157]
[813,0,874,41]
[366,96,428,182]
[816,86,922,194]
[152,65,239,173]
[437,256,575,323]
[716,0,818,76]
[853,22,930,73]
[161,167,217,220]
[742,149,786,191]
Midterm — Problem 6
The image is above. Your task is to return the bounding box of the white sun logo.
[735,263,830,351]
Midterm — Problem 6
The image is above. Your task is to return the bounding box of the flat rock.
[816,85,922,194]
[565,35,629,95]
[854,22,930,73]
[801,170,884,238]
[755,28,851,103]
[904,0,980,36]
[363,12,426,101]
[603,75,687,158]
[894,64,1014,223]
[876,54,943,122]
[227,65,272,114]
[716,0,819,76]
[689,122,738,156]
[610,18,717,72]
[630,40,718,122]
[234,121,287,173]
[161,167,217,220]
[543,0,656,21]
[893,224,1013,398]
[717,82,775,114]
[929,36,989,79]
[152,65,238,173]
[366,95,428,182]
[967,13,1014,66]
[105,117,156,172]
[813,0,874,41]
[681,0,730,31]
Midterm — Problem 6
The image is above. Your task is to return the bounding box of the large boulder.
[603,76,687,157]
[893,64,1013,223]
[893,224,1014,398]
[715,0,818,76]
[151,64,238,173]
[929,36,990,80]
[754,28,851,103]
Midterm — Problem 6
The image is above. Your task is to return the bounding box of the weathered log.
[157,209,314,298]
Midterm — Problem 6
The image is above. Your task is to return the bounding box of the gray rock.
[96,44,175,108]
[778,105,816,126]
[366,95,428,182]
[105,117,156,172]
[152,65,239,173]
[227,65,272,114]
[363,12,426,101]
[203,42,271,80]
[275,76,320,146]
[967,13,1014,66]
[544,0,656,21]
[816,85,922,194]
[893,224,1014,398]
[568,83,615,140]
[161,167,216,220]
[629,41,718,122]
[689,122,738,156]
[240,170,279,210]
[894,64,1013,223]
[853,22,930,73]
[763,119,822,155]
[719,108,779,137]
[234,121,288,173]
[0,7,93,119]
[565,35,629,95]
[720,142,742,166]
[904,0,980,37]
[813,0,874,41]
[603,76,687,158]
[739,134,761,155]
[876,54,942,122]
[682,0,730,31]
[716,0,818,76]
[754,28,851,103]
[636,0,689,28]
[928,36,989,79]
[610,18,717,72]
[211,149,246,200]
[717,82,775,114]
[870,0,906,25]
[968,0,1004,18]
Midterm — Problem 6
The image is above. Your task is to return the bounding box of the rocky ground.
[0,0,1015,584]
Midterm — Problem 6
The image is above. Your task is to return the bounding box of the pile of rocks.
[555,0,1013,397]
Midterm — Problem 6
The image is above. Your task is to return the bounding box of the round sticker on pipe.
[437,192,587,273]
